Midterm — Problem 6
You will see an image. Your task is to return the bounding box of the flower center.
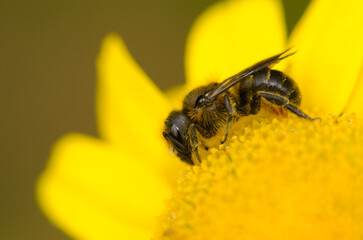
[155,114,363,239]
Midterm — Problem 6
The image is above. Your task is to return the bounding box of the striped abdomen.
[238,67,302,116]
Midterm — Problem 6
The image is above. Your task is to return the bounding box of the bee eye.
[170,124,180,139]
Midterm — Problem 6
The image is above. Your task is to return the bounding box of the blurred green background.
[0,0,309,239]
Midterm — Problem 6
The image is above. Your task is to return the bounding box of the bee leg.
[285,104,319,120]
[258,92,318,120]
[221,94,237,144]
[190,123,202,164]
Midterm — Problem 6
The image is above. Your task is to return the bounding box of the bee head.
[163,111,193,164]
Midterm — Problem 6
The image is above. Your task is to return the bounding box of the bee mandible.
[163,49,317,165]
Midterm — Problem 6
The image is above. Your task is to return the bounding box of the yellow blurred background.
[0,0,309,239]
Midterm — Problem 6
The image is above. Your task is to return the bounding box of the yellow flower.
[36,0,363,239]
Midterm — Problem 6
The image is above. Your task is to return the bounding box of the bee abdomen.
[252,68,302,105]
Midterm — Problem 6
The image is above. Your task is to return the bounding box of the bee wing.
[204,49,295,101]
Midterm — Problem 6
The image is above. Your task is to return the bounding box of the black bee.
[163,49,317,165]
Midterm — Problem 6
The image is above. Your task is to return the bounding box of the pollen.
[155,114,363,240]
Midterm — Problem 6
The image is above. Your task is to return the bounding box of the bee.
[163,49,317,165]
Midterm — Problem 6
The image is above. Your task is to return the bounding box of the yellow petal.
[185,0,287,88]
[343,64,363,117]
[96,33,170,157]
[164,84,188,109]
[288,0,363,114]
[96,34,183,180]
[36,133,171,240]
